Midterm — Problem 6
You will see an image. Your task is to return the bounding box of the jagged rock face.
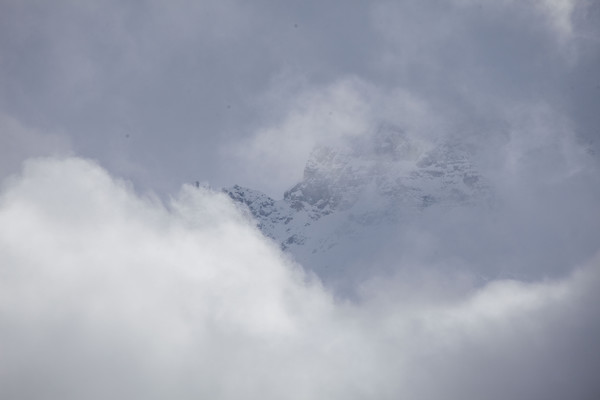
[284,127,487,213]
[223,126,491,275]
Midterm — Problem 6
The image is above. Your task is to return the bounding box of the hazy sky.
[1,1,600,399]
[1,0,598,196]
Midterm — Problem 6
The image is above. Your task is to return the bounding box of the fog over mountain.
[226,125,490,286]
[1,0,599,399]
[226,121,599,296]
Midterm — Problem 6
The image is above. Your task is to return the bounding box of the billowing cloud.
[1,157,598,399]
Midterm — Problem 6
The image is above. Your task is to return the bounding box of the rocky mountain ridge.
[224,127,491,274]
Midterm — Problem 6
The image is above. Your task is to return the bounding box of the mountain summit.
[224,126,491,288]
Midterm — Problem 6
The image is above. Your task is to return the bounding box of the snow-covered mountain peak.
[224,127,491,278]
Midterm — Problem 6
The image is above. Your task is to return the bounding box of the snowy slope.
[224,126,491,283]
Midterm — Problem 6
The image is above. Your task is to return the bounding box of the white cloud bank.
[1,157,599,399]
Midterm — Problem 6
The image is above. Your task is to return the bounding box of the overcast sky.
[1,0,598,196]
[1,1,600,399]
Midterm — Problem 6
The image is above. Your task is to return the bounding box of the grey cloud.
[0,114,72,178]
[0,0,377,193]
[1,0,598,194]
